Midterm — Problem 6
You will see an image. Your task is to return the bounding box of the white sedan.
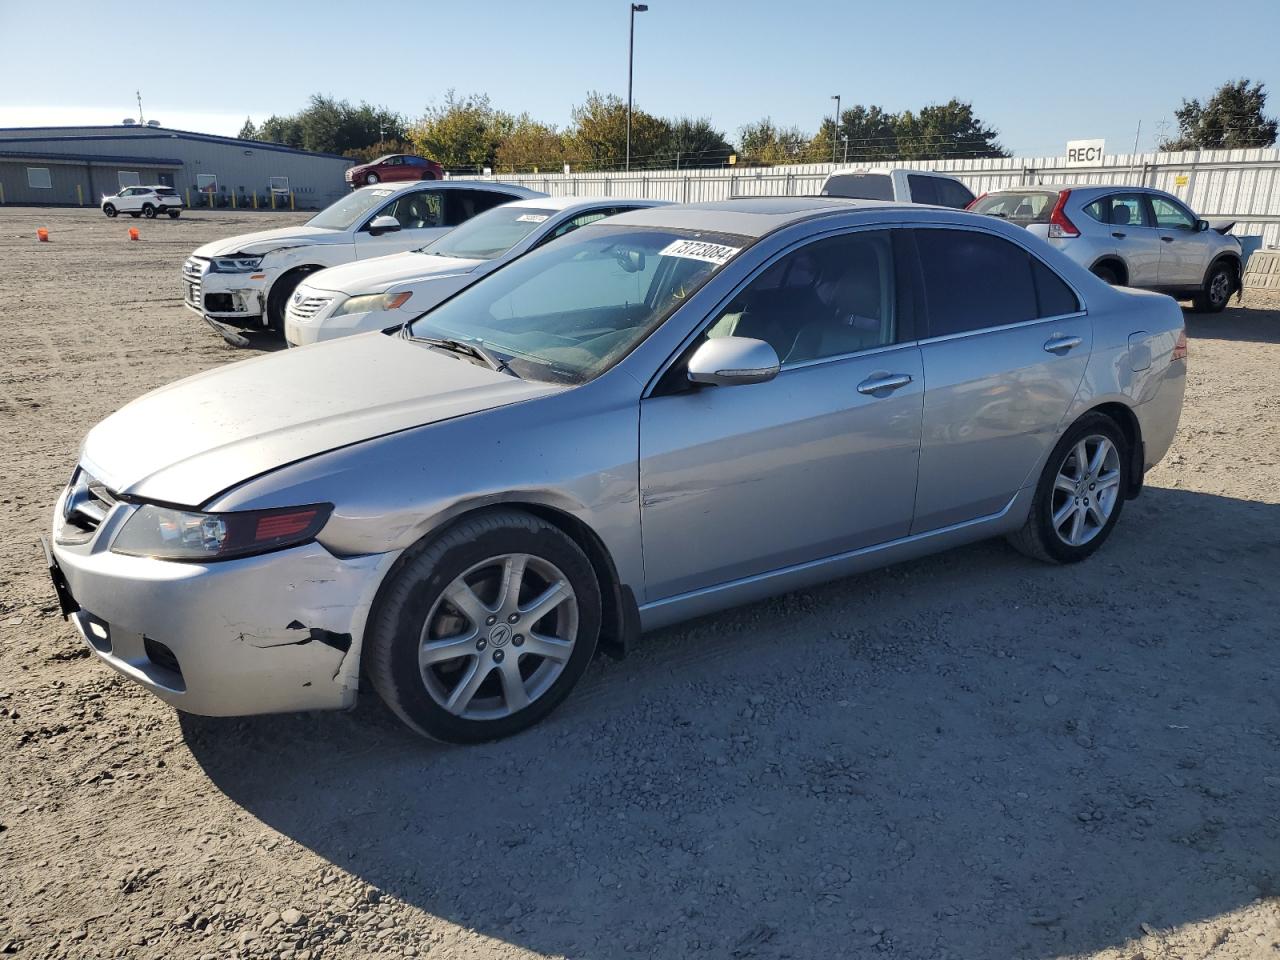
[284,196,668,347]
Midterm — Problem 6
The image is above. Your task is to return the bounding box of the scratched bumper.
[50,492,389,716]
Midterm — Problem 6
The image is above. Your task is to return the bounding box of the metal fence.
[456,148,1280,250]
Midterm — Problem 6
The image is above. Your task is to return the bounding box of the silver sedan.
[46,198,1186,742]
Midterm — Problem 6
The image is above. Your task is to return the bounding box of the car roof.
[502,195,669,212]
[352,180,544,197]
[606,196,921,238]
[984,183,1155,195]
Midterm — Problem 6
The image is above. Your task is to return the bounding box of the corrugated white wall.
[456,148,1280,248]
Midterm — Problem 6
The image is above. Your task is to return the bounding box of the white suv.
[819,167,975,208]
[181,180,545,343]
[102,186,184,219]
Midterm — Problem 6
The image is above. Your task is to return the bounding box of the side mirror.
[1196,218,1210,232]
[368,215,402,236]
[687,336,780,387]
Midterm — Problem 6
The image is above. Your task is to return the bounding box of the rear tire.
[103,204,117,218]
[1008,413,1130,565]
[366,510,601,743]
[1091,264,1120,285]
[1192,260,1234,313]
[142,203,156,219]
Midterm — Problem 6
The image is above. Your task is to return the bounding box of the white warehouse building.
[0,122,354,210]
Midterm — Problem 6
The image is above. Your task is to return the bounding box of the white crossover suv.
[285,196,667,347]
[181,180,544,343]
[102,186,184,219]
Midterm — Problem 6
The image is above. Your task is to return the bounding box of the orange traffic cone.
[37,227,49,242]
[128,227,140,241]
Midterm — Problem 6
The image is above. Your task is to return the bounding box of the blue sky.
[2,0,1277,158]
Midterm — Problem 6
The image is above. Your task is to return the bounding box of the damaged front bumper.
[183,257,267,327]
[49,491,394,717]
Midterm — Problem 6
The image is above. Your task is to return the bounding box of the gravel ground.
[1,207,1278,960]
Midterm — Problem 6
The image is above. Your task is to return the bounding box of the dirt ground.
[1,206,1278,960]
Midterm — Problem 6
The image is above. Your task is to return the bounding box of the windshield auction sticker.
[371,189,393,197]
[515,214,550,223]
[659,239,741,265]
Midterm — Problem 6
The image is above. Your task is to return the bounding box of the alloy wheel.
[1209,268,1231,307]
[1050,435,1122,546]
[419,553,578,720]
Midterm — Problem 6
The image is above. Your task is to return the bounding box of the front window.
[307,187,399,230]
[1150,196,1196,230]
[407,224,749,384]
[970,190,1059,225]
[420,206,558,261]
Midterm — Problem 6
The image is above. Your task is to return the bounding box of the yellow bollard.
[186,187,191,208]
[290,191,295,211]
[76,184,83,206]
[253,191,258,209]
[271,190,276,210]
[0,182,5,204]
[231,192,237,210]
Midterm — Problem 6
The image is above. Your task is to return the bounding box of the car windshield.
[406,223,749,384]
[822,173,894,200]
[971,191,1059,224]
[307,188,398,230]
[419,206,557,261]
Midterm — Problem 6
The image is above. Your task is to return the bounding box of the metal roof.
[0,125,353,162]
[0,149,182,167]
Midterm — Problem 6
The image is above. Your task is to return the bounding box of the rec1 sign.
[1066,139,1105,166]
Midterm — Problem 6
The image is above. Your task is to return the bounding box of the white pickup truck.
[181,180,544,344]
[819,167,975,208]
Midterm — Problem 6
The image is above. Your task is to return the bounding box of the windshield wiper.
[403,330,514,375]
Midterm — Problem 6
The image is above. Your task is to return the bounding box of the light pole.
[830,94,841,164]
[627,3,648,171]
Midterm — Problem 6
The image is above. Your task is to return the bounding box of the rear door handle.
[1111,231,1126,239]
[856,373,913,395]
[1043,335,1083,354]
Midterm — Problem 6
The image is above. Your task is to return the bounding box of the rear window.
[970,191,1059,224]
[822,173,894,201]
[155,187,177,196]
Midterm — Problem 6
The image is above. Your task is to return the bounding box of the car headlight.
[210,256,265,273]
[331,291,413,318]
[112,503,332,562]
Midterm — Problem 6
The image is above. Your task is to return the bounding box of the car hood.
[192,225,348,258]
[305,251,485,296]
[80,333,565,505]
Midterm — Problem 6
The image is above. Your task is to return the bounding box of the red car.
[345,154,444,187]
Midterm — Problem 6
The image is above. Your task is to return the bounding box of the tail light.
[1048,190,1079,238]
[965,192,987,211]
[1171,329,1188,362]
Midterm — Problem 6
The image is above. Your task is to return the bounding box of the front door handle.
[1043,335,1083,354]
[857,373,913,395]
[1111,231,1126,239]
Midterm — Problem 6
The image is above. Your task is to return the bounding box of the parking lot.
[1,206,1279,959]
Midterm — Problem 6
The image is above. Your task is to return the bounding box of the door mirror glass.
[368,215,402,235]
[1196,218,1210,232]
[687,336,780,387]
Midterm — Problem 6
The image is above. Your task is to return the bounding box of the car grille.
[182,257,207,307]
[63,468,118,535]
[286,295,333,322]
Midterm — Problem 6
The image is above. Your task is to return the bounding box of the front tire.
[365,172,380,185]
[1008,413,1130,564]
[1192,260,1234,313]
[142,203,156,219]
[265,270,312,333]
[366,510,601,743]
[103,204,117,218]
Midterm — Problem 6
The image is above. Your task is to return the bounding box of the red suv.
[345,154,444,188]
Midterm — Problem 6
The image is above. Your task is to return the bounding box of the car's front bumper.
[49,487,394,717]
[182,257,267,325]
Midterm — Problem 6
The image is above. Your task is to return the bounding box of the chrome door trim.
[915,311,1088,347]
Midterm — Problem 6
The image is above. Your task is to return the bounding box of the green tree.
[894,100,1006,159]
[737,118,808,166]
[257,114,304,148]
[564,92,672,170]
[410,91,511,171]
[495,115,566,172]
[255,97,404,155]
[666,117,733,168]
[237,116,258,141]
[1160,79,1278,150]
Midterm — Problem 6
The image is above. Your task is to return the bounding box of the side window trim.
[645,224,917,398]
[907,223,1086,343]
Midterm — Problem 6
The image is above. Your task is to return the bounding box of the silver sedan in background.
[47,198,1186,743]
